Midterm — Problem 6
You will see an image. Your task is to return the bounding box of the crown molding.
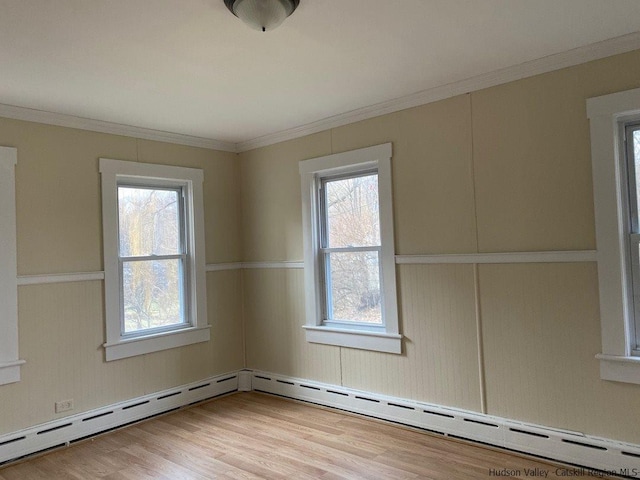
[236,31,640,152]
[0,103,237,153]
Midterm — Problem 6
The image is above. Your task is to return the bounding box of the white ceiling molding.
[0,31,639,154]
[235,31,640,152]
[0,103,237,153]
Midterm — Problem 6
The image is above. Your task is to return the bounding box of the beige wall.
[240,132,331,262]
[240,49,640,444]
[243,268,341,384]
[0,120,244,435]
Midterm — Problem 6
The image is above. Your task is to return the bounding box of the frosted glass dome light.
[224,0,300,32]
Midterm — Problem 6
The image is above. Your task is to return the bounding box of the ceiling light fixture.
[224,0,300,32]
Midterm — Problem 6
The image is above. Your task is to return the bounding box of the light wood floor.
[0,392,611,479]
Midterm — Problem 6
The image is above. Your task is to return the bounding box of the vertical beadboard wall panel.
[206,270,245,374]
[480,263,640,444]
[243,268,341,384]
[1,281,137,435]
[142,270,245,393]
[0,271,245,436]
[340,264,482,411]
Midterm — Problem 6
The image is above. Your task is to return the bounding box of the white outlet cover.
[55,399,74,413]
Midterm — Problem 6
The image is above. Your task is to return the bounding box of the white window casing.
[587,87,640,384]
[100,159,209,361]
[299,143,401,354]
[0,146,25,385]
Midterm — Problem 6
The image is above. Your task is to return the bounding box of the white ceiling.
[1,0,640,148]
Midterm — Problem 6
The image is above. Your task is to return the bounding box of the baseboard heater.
[0,371,239,465]
[248,370,640,475]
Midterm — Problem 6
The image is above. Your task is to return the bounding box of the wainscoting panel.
[340,264,482,412]
[243,268,341,385]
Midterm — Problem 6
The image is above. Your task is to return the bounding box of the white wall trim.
[0,360,26,386]
[596,354,640,384]
[303,326,402,354]
[0,146,22,386]
[0,103,237,152]
[395,250,597,265]
[205,262,243,272]
[236,32,640,152]
[0,371,239,465]
[13,252,599,287]
[241,261,304,269]
[17,271,105,286]
[102,326,211,362]
[249,371,640,474]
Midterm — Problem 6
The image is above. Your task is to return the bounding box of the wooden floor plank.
[0,392,614,479]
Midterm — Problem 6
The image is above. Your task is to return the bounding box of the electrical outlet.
[55,399,74,413]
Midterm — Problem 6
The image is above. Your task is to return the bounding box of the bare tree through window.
[322,173,382,324]
[118,187,185,333]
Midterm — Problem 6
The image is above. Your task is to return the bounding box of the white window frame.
[0,146,25,385]
[588,87,640,384]
[100,159,209,361]
[299,143,401,354]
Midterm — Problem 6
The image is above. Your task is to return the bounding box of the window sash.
[319,169,380,249]
[118,255,189,337]
[321,247,384,326]
[625,124,640,233]
[116,184,190,338]
[318,171,384,327]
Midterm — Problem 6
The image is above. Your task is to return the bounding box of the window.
[100,159,209,361]
[587,87,640,384]
[299,143,401,354]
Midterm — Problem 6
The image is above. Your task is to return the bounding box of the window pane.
[122,259,184,333]
[118,187,181,257]
[325,174,380,248]
[631,129,640,231]
[326,251,381,324]
[632,235,640,350]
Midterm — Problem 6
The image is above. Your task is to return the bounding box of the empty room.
[2,1,640,478]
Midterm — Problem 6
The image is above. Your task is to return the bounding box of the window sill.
[596,353,640,385]
[103,325,211,361]
[0,359,26,385]
[303,325,402,354]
